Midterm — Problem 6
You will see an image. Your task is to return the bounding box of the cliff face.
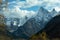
[21,18,41,37]
[8,18,41,39]
[43,15,60,38]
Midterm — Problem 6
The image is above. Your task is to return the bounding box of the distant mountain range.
[6,7,60,39]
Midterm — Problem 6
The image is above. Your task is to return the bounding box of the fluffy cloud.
[8,0,43,8]
[4,7,36,18]
[8,0,60,11]
[55,7,60,12]
[43,0,60,11]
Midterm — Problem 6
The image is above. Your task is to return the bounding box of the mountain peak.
[52,9,56,12]
[38,7,49,13]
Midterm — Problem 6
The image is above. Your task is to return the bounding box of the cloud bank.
[8,0,60,11]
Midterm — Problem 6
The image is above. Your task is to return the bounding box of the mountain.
[5,18,20,32]
[7,7,51,38]
[7,18,41,39]
[50,9,57,17]
[35,7,50,29]
[5,7,59,39]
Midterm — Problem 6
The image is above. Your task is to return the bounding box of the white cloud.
[55,7,60,12]
[5,7,36,18]
[8,0,43,8]
[8,0,60,11]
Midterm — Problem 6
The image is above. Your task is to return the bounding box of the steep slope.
[35,7,51,29]
[6,7,59,39]
[7,18,41,39]
[8,7,51,38]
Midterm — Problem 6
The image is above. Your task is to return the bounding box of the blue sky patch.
[20,6,40,11]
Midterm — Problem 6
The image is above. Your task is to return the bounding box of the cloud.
[42,0,60,11]
[5,7,36,18]
[8,0,60,12]
[55,7,60,12]
[8,0,43,8]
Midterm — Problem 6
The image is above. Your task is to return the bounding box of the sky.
[5,0,60,18]
[8,0,60,11]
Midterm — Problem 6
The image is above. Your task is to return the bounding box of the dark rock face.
[29,15,60,40]
[43,15,60,38]
[8,18,41,39]
[21,18,41,37]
